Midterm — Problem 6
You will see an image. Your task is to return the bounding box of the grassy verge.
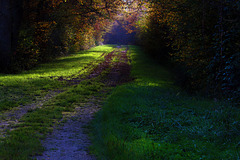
[0,45,114,111]
[91,45,240,159]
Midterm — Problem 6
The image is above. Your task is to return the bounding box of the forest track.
[0,51,105,139]
[34,96,101,160]
[0,47,130,139]
[34,46,132,160]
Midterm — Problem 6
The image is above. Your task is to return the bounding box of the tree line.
[136,0,240,103]
[0,0,123,72]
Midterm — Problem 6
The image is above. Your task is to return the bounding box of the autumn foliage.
[137,0,240,103]
[11,0,120,70]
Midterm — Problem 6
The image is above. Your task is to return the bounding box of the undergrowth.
[91,46,240,159]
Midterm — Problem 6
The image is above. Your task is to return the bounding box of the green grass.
[91,45,240,159]
[0,79,105,160]
[1,45,240,159]
[0,45,115,159]
[0,45,114,111]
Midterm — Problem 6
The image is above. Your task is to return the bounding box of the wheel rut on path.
[0,90,63,138]
[34,97,101,160]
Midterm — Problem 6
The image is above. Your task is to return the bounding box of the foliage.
[8,0,122,71]
[208,0,240,102]
[136,0,240,103]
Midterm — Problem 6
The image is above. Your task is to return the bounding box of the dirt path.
[34,96,101,160]
[34,46,132,160]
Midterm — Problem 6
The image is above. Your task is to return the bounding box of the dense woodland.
[0,0,239,102]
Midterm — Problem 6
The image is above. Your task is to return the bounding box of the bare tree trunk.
[0,0,23,72]
[0,0,11,72]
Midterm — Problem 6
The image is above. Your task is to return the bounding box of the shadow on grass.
[91,45,240,160]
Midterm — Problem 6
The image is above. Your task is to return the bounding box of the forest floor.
[0,45,239,160]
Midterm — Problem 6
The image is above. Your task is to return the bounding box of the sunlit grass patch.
[0,71,107,160]
[0,45,114,111]
[91,45,240,159]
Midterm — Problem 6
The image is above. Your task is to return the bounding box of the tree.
[5,0,125,71]
[0,0,23,72]
[136,0,240,102]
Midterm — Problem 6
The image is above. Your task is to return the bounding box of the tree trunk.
[0,0,23,72]
[0,0,11,72]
